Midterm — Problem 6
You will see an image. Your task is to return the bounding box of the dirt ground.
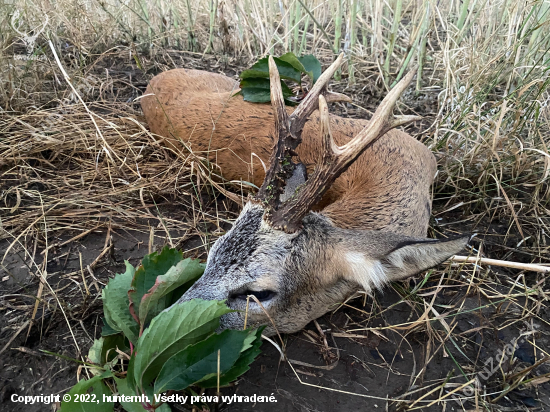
[1,51,550,411]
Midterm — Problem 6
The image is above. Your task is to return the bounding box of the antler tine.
[257,54,349,223]
[28,15,49,43]
[38,14,50,33]
[324,91,352,104]
[330,69,421,164]
[11,11,26,37]
[256,56,296,207]
[289,52,346,134]
[267,55,290,143]
[270,69,421,233]
[319,95,338,161]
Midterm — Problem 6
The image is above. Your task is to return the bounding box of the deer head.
[176,55,468,336]
[11,10,49,55]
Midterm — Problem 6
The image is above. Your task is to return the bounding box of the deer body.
[142,68,435,236]
[141,60,467,335]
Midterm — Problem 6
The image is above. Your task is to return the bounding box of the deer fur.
[141,64,468,336]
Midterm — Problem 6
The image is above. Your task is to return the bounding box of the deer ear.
[378,236,470,282]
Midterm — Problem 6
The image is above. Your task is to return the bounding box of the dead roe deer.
[141,54,468,336]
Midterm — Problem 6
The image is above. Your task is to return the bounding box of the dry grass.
[0,50,248,249]
[1,0,550,410]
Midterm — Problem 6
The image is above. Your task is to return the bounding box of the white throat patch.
[345,252,388,292]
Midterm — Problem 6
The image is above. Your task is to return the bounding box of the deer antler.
[10,11,26,38]
[256,54,348,217]
[10,11,49,53]
[256,55,421,233]
[33,14,49,39]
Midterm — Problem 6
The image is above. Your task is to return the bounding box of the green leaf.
[133,299,232,391]
[115,372,170,412]
[154,329,251,393]
[238,54,322,107]
[199,327,264,388]
[240,327,262,352]
[240,78,295,105]
[279,52,310,78]
[60,371,113,412]
[240,86,271,103]
[138,257,205,327]
[298,55,322,83]
[88,335,129,373]
[101,318,120,337]
[87,338,104,366]
[126,354,136,390]
[195,328,261,387]
[240,56,301,82]
[92,380,113,410]
[114,377,152,412]
[102,261,139,344]
[129,247,183,322]
[240,78,294,95]
[103,334,129,362]
[218,329,264,386]
[87,338,108,376]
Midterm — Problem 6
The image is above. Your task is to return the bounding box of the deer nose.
[176,279,226,304]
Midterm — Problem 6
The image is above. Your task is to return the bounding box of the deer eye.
[232,290,276,302]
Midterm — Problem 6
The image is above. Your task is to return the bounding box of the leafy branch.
[238,52,321,105]
[60,246,263,412]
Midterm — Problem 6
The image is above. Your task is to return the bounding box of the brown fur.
[141,68,436,237]
[142,68,469,335]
